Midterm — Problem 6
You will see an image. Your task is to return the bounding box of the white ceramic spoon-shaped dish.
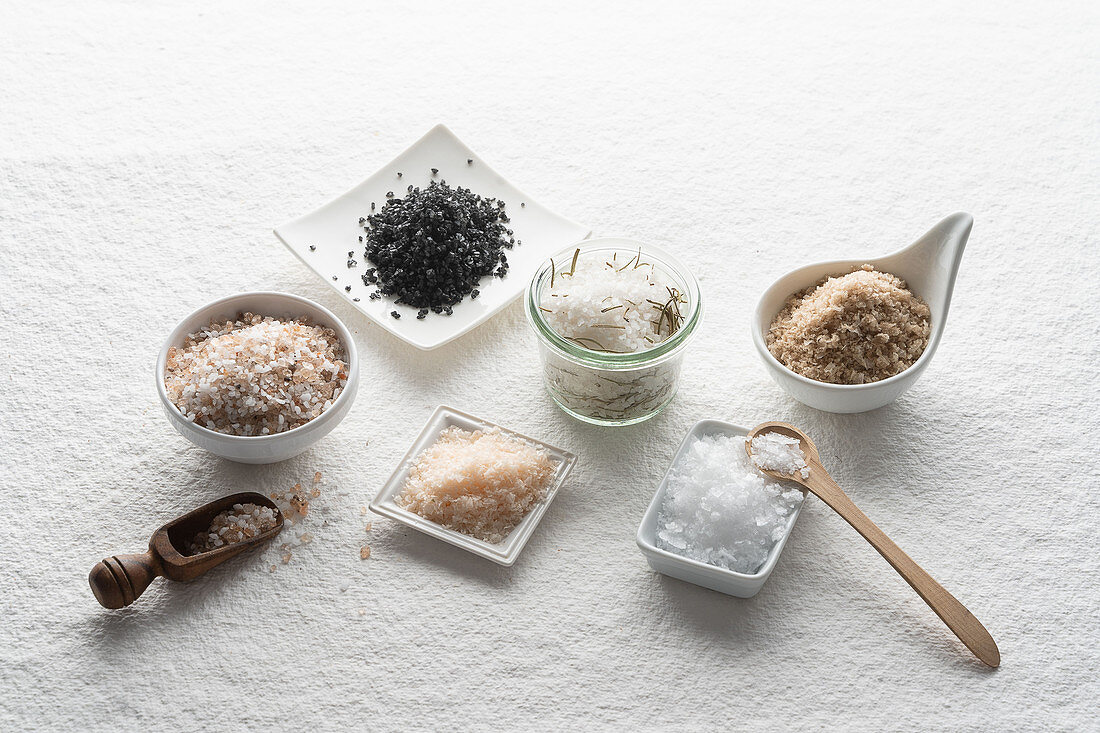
[752,213,972,414]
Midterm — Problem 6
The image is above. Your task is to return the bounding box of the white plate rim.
[273,123,591,350]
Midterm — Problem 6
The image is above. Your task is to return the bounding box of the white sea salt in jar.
[524,238,702,426]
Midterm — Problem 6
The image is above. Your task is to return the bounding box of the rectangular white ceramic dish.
[636,419,804,598]
[274,124,590,350]
[369,405,577,566]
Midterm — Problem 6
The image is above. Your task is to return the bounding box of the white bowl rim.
[155,290,359,443]
[751,246,940,392]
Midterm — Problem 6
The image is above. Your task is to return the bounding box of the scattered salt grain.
[266,474,323,570]
[656,435,803,575]
[270,482,313,523]
[187,502,278,555]
[396,426,556,544]
[749,432,810,478]
[360,545,371,560]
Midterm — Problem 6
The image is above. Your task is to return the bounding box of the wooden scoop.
[746,421,1000,667]
[89,492,283,609]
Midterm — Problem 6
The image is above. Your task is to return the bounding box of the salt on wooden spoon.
[89,492,283,609]
[746,421,1000,667]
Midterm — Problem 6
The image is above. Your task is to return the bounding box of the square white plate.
[636,419,804,598]
[369,405,577,566]
[274,124,590,350]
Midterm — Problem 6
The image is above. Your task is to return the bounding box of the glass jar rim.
[524,239,703,368]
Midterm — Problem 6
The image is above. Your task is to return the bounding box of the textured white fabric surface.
[2,2,1098,731]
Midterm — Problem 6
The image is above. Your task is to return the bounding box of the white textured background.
[2,2,1098,731]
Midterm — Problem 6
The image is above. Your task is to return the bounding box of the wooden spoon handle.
[89,550,163,609]
[805,474,1000,667]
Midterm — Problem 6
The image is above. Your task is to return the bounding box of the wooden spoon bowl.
[89,491,283,609]
[746,421,1000,668]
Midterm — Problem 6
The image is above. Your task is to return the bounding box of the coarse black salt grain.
[347,259,357,268]
[345,286,351,292]
[309,245,317,251]
[332,276,339,281]
[467,158,473,165]
[360,180,517,313]
[430,168,438,175]
[417,309,428,319]
[391,311,400,319]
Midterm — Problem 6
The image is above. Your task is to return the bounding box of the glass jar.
[524,239,702,426]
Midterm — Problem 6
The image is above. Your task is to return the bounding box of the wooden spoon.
[746,421,1000,667]
[89,492,284,609]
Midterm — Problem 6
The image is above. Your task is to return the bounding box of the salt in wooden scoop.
[746,421,1000,667]
[89,492,284,609]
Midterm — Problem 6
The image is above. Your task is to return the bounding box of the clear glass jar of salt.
[524,239,702,426]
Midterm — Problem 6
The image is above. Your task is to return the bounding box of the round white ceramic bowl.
[751,213,972,414]
[156,291,359,464]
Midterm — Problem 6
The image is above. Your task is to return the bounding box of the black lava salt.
[362,181,515,311]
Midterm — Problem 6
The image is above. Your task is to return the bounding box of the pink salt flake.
[395,426,555,544]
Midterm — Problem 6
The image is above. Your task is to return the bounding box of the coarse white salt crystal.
[539,250,683,354]
[749,432,810,479]
[655,434,803,575]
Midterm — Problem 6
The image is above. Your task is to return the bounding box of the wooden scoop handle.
[89,550,163,609]
[805,472,1001,667]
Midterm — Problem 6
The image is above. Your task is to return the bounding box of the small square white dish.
[274,124,590,350]
[636,419,804,598]
[369,405,577,566]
